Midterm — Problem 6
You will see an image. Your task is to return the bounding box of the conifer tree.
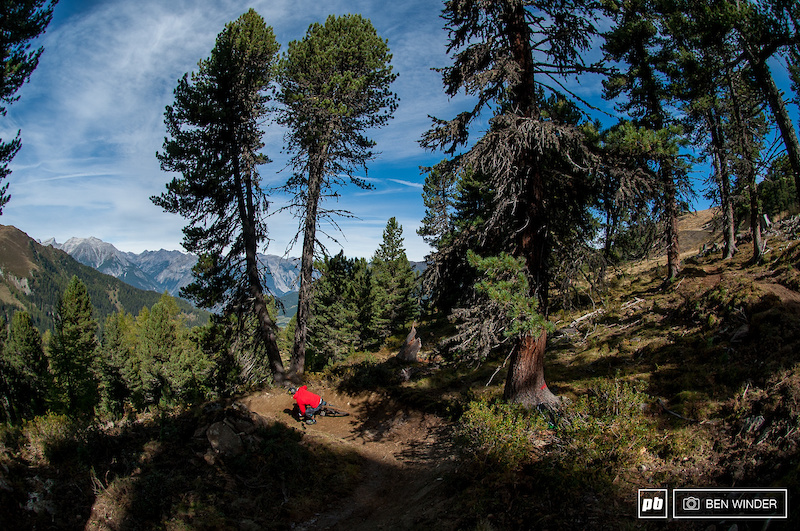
[97,311,134,418]
[1,0,58,214]
[418,161,457,249]
[372,217,418,341]
[279,14,398,381]
[49,276,98,414]
[352,257,380,349]
[131,293,213,407]
[0,311,48,421]
[603,0,692,281]
[421,0,601,407]
[307,252,360,369]
[153,9,286,383]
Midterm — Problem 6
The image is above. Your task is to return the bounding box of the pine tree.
[421,0,602,407]
[153,9,286,383]
[352,257,380,349]
[418,161,457,250]
[372,218,418,341]
[0,311,48,422]
[97,311,134,418]
[279,14,398,381]
[307,252,360,370]
[49,276,98,415]
[1,0,58,214]
[733,0,800,203]
[603,0,693,281]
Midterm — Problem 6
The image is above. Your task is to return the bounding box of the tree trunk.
[708,109,736,259]
[503,331,559,407]
[396,324,421,362]
[289,145,327,382]
[746,50,800,207]
[234,162,286,384]
[500,2,555,407]
[663,164,680,281]
[748,172,764,263]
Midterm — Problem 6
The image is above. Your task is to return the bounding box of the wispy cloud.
[388,178,424,189]
[0,0,521,260]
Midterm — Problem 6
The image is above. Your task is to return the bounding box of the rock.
[731,324,749,343]
[207,421,244,456]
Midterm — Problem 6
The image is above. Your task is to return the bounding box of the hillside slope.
[0,225,208,332]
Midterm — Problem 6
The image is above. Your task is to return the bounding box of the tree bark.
[749,175,764,263]
[396,324,421,362]
[708,109,736,259]
[234,158,286,384]
[500,2,557,407]
[289,143,328,382]
[663,165,680,281]
[503,331,559,407]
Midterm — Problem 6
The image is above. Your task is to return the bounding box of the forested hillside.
[0,225,208,332]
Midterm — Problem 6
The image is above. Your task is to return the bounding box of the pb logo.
[638,489,669,519]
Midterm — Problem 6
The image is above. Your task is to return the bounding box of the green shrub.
[458,379,655,481]
[458,398,551,471]
[559,379,654,483]
[22,412,82,465]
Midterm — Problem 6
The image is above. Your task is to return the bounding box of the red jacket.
[293,385,321,415]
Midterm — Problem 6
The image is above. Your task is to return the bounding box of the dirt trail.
[240,385,457,530]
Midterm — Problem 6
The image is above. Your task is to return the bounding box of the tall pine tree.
[372,217,418,342]
[0,311,48,422]
[421,0,602,407]
[49,276,98,415]
[279,14,398,382]
[153,10,286,383]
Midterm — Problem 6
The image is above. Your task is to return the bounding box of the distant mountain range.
[0,225,209,333]
[42,236,302,298]
[1,226,428,328]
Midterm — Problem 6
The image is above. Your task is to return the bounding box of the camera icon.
[683,496,701,511]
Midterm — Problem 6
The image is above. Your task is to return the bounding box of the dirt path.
[240,385,457,530]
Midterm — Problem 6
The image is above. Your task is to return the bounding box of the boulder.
[206,421,244,456]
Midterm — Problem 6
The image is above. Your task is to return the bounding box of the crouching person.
[289,385,326,424]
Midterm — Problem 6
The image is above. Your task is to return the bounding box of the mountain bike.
[318,404,350,417]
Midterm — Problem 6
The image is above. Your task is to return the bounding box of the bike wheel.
[321,406,350,417]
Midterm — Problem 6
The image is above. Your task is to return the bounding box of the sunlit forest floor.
[2,211,800,530]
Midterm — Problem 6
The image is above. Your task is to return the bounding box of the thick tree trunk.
[503,331,559,407]
[235,164,286,384]
[500,2,556,407]
[747,51,800,207]
[289,146,327,382]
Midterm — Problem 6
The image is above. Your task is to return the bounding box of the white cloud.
[1,0,472,262]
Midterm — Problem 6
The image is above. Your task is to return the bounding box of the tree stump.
[396,324,422,362]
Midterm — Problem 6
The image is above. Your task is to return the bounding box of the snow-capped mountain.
[43,237,300,298]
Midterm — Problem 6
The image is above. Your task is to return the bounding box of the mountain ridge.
[0,225,209,332]
[43,235,302,298]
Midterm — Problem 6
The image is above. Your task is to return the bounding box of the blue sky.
[5,0,790,261]
[1,0,473,260]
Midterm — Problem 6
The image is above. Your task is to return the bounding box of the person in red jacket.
[289,386,326,424]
